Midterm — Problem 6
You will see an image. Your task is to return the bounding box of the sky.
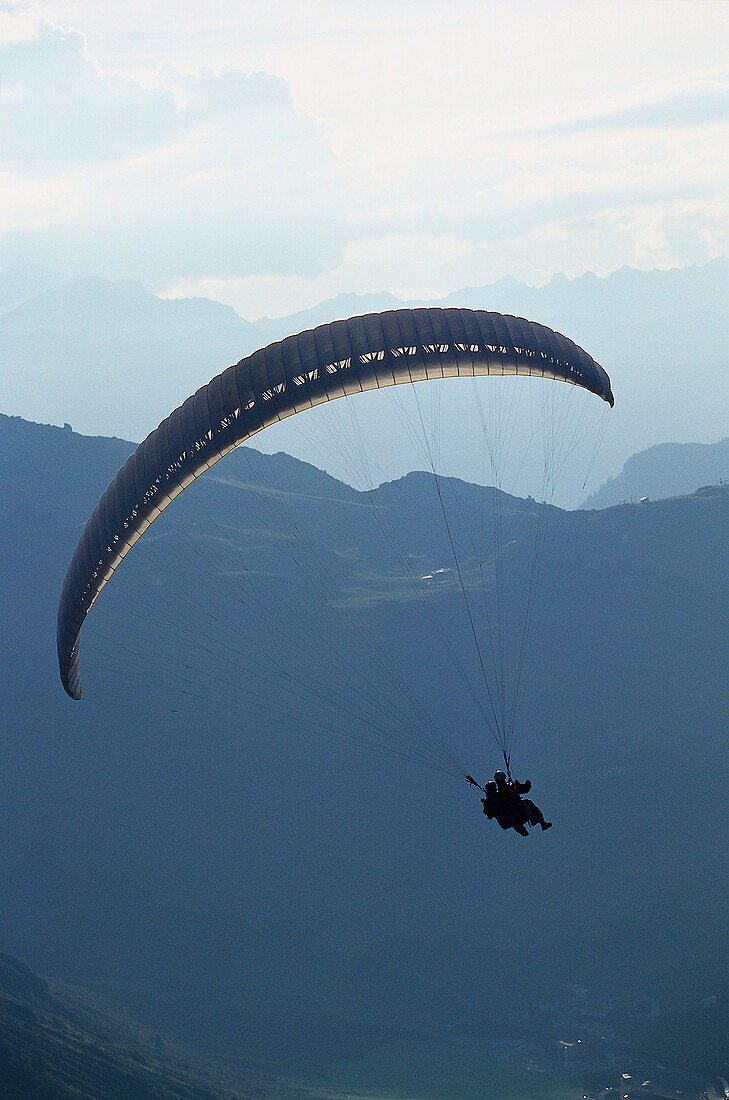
[0,0,727,319]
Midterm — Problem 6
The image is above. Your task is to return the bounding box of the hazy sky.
[1,1,727,317]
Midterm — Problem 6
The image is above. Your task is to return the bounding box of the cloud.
[536,76,729,136]
[0,25,346,305]
[0,20,726,315]
[0,24,329,175]
[331,115,728,252]
[0,25,178,173]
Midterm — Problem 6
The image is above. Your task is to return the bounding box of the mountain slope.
[1,413,727,1074]
[0,953,255,1099]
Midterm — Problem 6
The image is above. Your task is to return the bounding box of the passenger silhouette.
[481,770,552,836]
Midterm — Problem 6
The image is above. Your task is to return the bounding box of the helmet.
[485,781,497,795]
[494,770,507,786]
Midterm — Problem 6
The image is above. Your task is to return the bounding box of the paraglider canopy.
[57,306,613,700]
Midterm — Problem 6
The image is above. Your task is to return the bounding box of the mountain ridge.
[7,257,726,332]
[262,256,729,335]
[1,259,727,503]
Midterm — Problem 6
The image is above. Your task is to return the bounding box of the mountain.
[433,257,729,327]
[0,278,279,445]
[585,437,729,508]
[255,290,404,335]
[3,276,244,343]
[0,952,257,1099]
[1,259,727,502]
[1,412,728,1081]
[263,256,729,339]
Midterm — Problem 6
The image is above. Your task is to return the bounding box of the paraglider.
[471,770,552,837]
[56,306,613,816]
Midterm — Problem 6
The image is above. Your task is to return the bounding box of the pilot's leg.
[523,799,552,830]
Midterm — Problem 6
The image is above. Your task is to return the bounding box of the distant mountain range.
[1,411,728,1077]
[585,437,729,508]
[260,257,729,338]
[1,258,727,503]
